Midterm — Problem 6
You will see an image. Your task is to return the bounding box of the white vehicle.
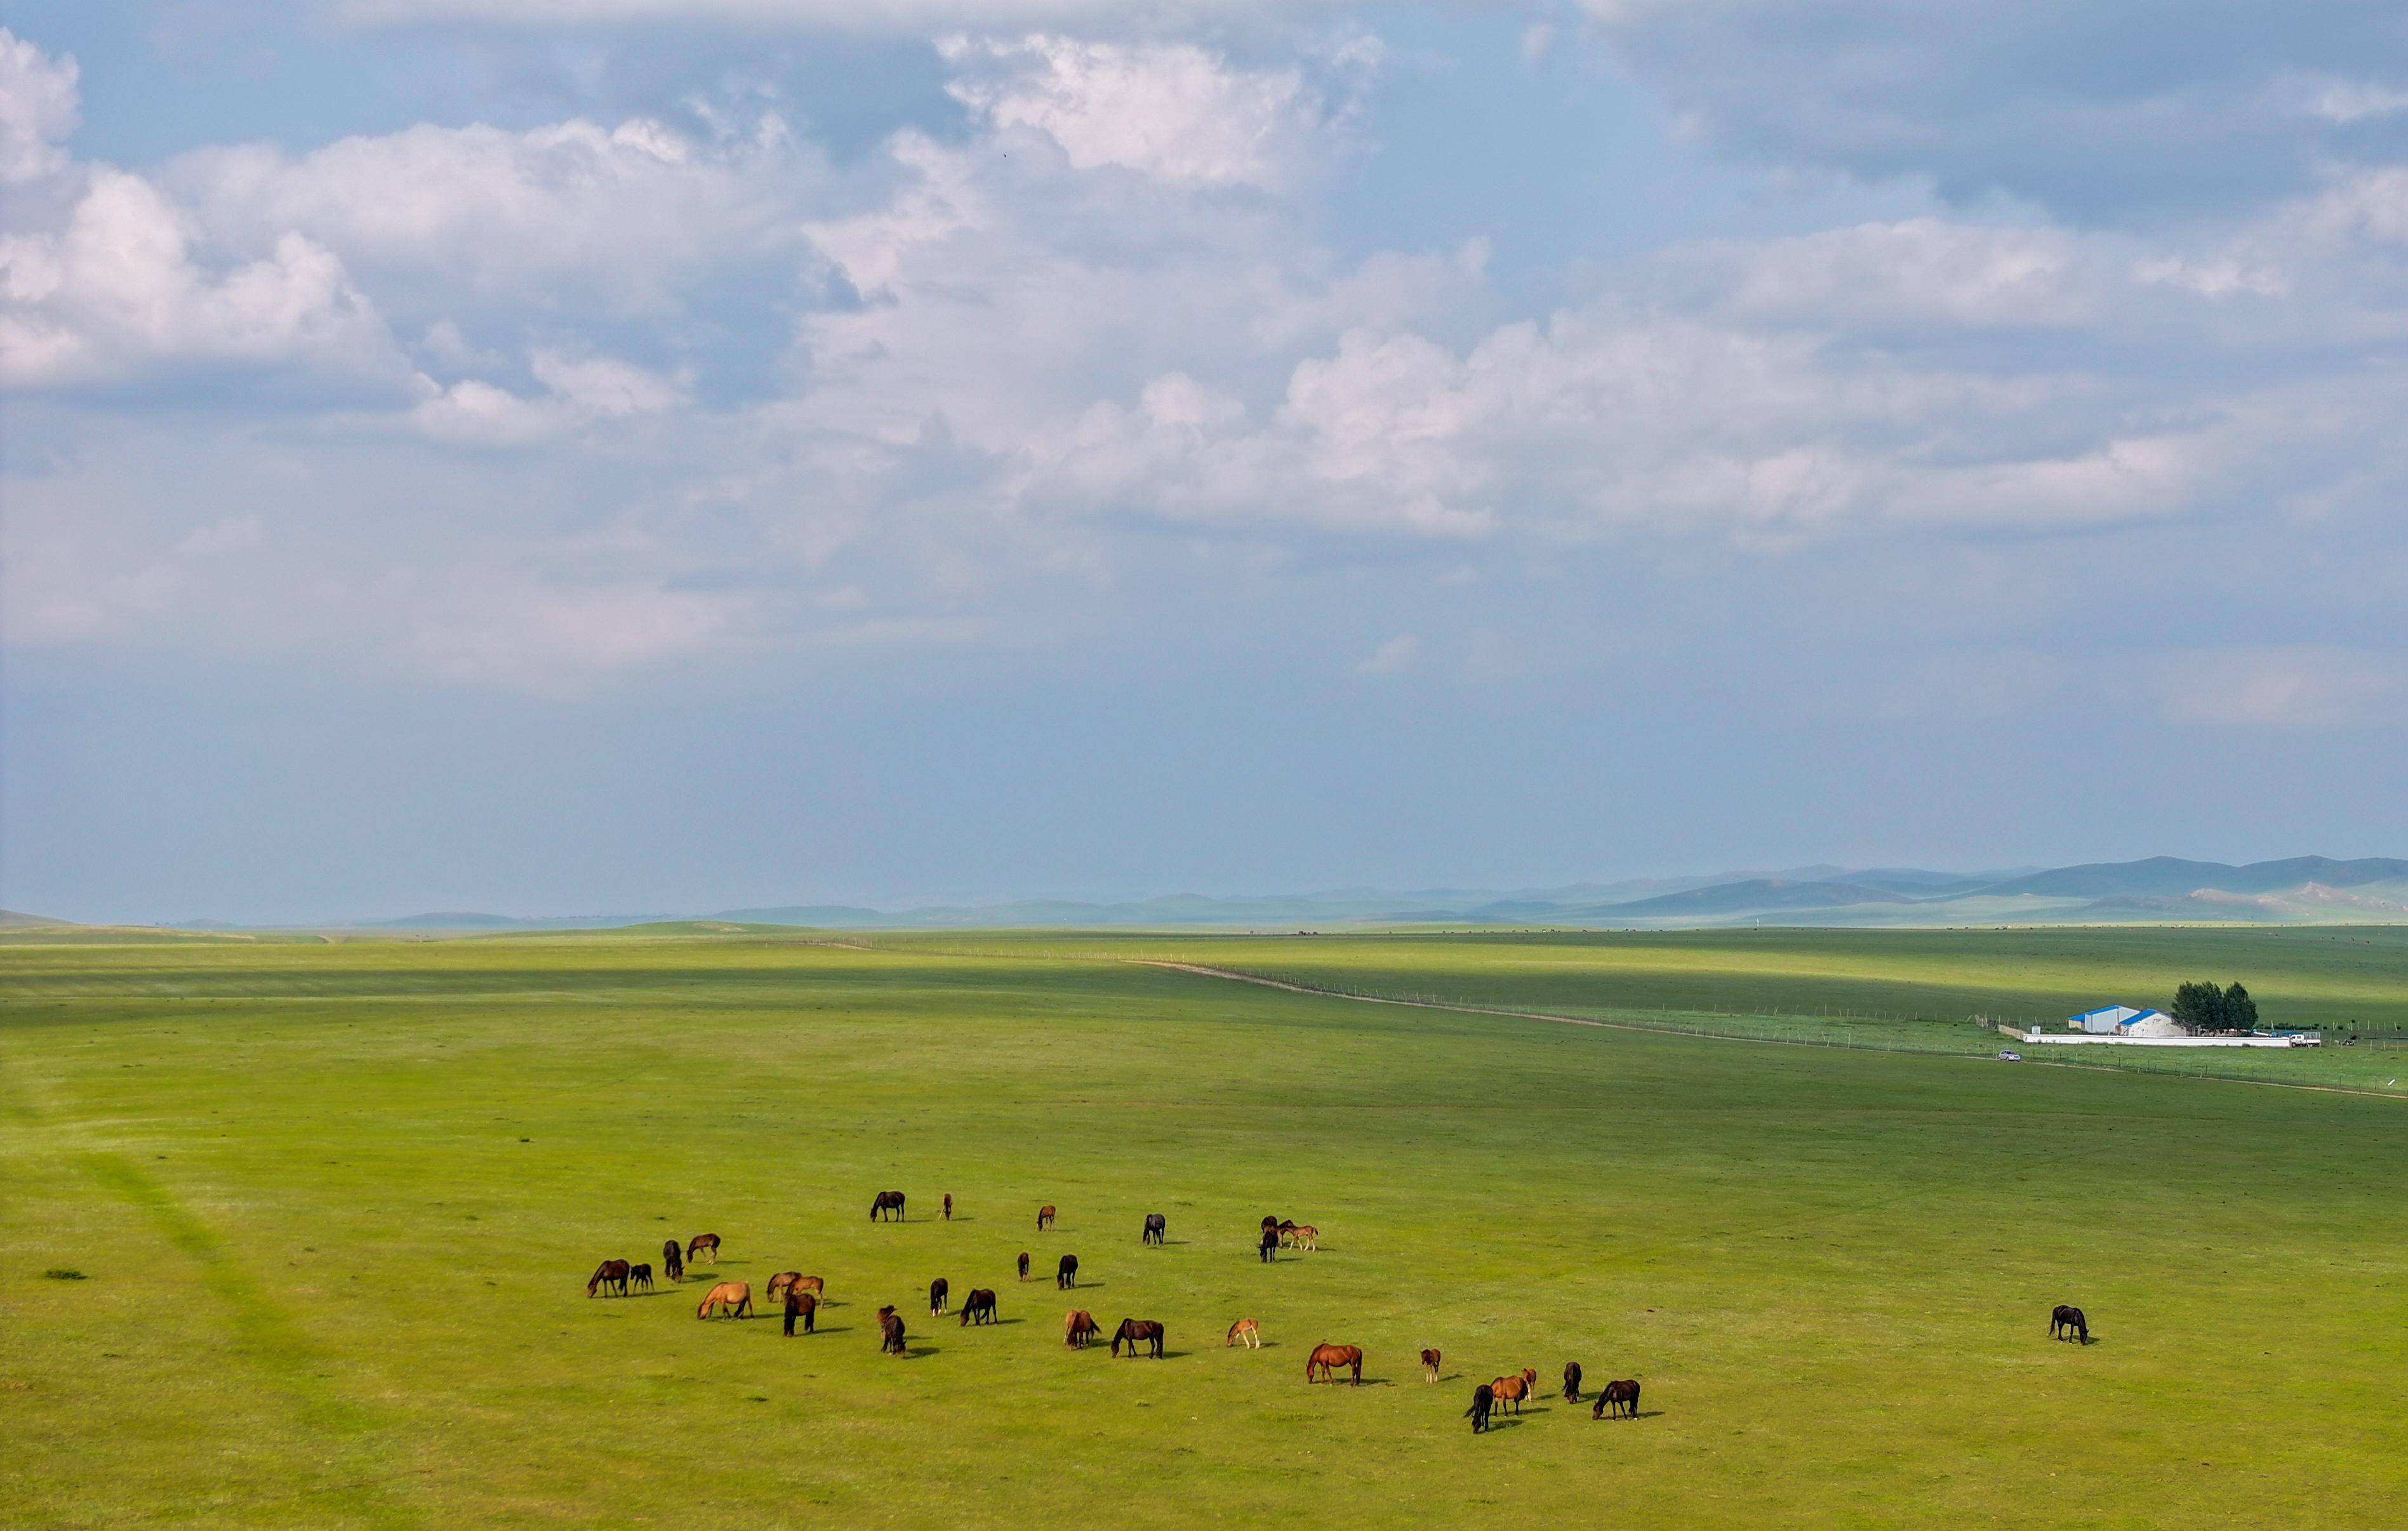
[1997,1050,2023,1062]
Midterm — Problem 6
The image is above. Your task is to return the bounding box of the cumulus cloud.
[0,27,77,184]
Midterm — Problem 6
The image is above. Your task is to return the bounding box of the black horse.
[1017,1252,1031,1282]
[783,1289,817,1336]
[959,1289,998,1326]
[661,1240,683,1284]
[628,1263,653,1293]
[1562,1361,1582,1403]
[1465,1384,1496,1433]
[1056,1254,1079,1290]
[881,1311,908,1355]
[1595,1379,1641,1419]
[1110,1318,1165,1358]
[1258,1228,1279,1263]
[1142,1213,1167,1246]
[871,1190,907,1222]
[929,1276,949,1315]
[2051,1304,2090,1344]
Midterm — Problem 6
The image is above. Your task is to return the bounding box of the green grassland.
[4,929,2407,1528]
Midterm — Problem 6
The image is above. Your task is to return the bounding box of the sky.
[6,1,2408,924]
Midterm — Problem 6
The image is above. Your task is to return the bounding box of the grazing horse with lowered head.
[662,1240,683,1284]
[929,1276,949,1315]
[1018,1252,1031,1282]
[880,1310,908,1355]
[1305,1344,1363,1384]
[1226,1318,1261,1349]
[766,1272,804,1302]
[1056,1254,1079,1290]
[1490,1370,1534,1414]
[870,1190,907,1222]
[1142,1213,1166,1245]
[695,1281,750,1320]
[2051,1304,2090,1344]
[629,1263,653,1293]
[959,1289,997,1326]
[1465,1384,1495,1433]
[1421,1348,1442,1382]
[1064,1309,1100,1348]
[1037,1205,1056,1231]
[587,1259,630,1297]
[1111,1319,1166,1358]
[1562,1361,1582,1403]
[782,1289,817,1336]
[1595,1379,1640,1419]
[686,1233,720,1264]
[1258,1228,1279,1263]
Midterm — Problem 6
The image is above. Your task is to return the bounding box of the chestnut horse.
[1037,1205,1056,1231]
[766,1272,803,1302]
[1110,1319,1165,1358]
[1562,1361,1583,1403]
[695,1281,750,1320]
[1142,1213,1166,1246]
[1064,1309,1100,1348]
[1017,1252,1031,1282]
[1284,1224,1318,1252]
[870,1191,906,1222]
[662,1240,683,1283]
[1305,1344,1362,1384]
[686,1233,720,1264]
[929,1276,949,1315]
[2051,1305,2089,1344]
[959,1289,997,1326]
[1421,1348,1442,1382]
[1056,1254,1079,1290]
[1490,1370,1535,1414]
[586,1259,630,1297]
[1594,1379,1640,1419]
[782,1289,817,1336]
[1226,1318,1261,1349]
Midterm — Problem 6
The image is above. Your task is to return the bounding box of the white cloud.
[1355,632,1418,674]
[327,0,1318,29]
[2302,77,2408,124]
[0,27,77,185]
[2162,648,2404,727]
[407,349,686,444]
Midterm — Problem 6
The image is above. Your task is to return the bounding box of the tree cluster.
[2170,980,2259,1033]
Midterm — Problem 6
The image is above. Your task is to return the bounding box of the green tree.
[2171,980,2227,1031]
[2223,982,2259,1031]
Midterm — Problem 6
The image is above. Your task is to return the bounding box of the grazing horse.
[783,1289,817,1336]
[1562,1361,1583,1403]
[1490,1371,1533,1414]
[1037,1205,1056,1231]
[1017,1252,1031,1282]
[1595,1379,1641,1419]
[1226,1318,1261,1349]
[587,1259,630,1297]
[1421,1348,1442,1382]
[1258,1228,1279,1263]
[695,1281,751,1320]
[1110,1319,1166,1358]
[1277,1219,1299,1244]
[767,1272,804,1303]
[1065,1309,1100,1348]
[943,1193,953,1221]
[870,1191,907,1223]
[1305,1344,1363,1385]
[929,1276,950,1315]
[1142,1213,1167,1246]
[1285,1224,1318,1252]
[686,1234,720,1264]
[662,1240,683,1284]
[629,1263,653,1293]
[2051,1304,2090,1344]
[959,1289,998,1326]
[880,1310,908,1355]
[1056,1254,1079,1290]
[1465,1384,1496,1433]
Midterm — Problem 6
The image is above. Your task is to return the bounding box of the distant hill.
[1597,880,1915,917]
[0,909,72,927]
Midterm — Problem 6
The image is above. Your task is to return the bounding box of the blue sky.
[6,1,2407,923]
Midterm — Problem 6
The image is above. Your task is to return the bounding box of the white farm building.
[2068,1005,2186,1038]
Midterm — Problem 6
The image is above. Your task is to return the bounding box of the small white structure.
[2070,1004,2145,1034]
[2120,1009,2184,1038]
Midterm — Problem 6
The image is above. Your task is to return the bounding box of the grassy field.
[4,928,2407,1528]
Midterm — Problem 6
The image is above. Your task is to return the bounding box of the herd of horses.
[582,1196,2097,1435]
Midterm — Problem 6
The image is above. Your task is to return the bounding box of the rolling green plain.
[4,925,2406,1528]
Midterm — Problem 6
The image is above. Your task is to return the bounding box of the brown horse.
[766,1272,803,1302]
[1226,1318,1261,1349]
[1595,1379,1641,1419]
[783,1289,818,1336]
[1142,1213,1167,1246]
[880,1310,908,1355]
[1562,1361,1583,1403]
[943,1193,953,1221]
[1284,1224,1319,1252]
[1421,1348,1442,1382]
[870,1191,906,1222]
[1037,1205,1056,1231]
[686,1233,720,1264]
[1056,1254,1079,1290]
[695,1280,750,1320]
[1065,1309,1100,1348]
[2051,1304,2090,1344]
[586,1259,630,1297]
[959,1289,997,1325]
[1490,1371,1534,1414]
[1261,1215,1281,1233]
[1017,1252,1031,1282]
[1110,1319,1165,1358]
[1258,1228,1279,1263]
[929,1276,949,1315]
[1465,1384,1495,1433]
[1305,1344,1362,1384]
[629,1263,653,1293]
[662,1239,683,1283]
